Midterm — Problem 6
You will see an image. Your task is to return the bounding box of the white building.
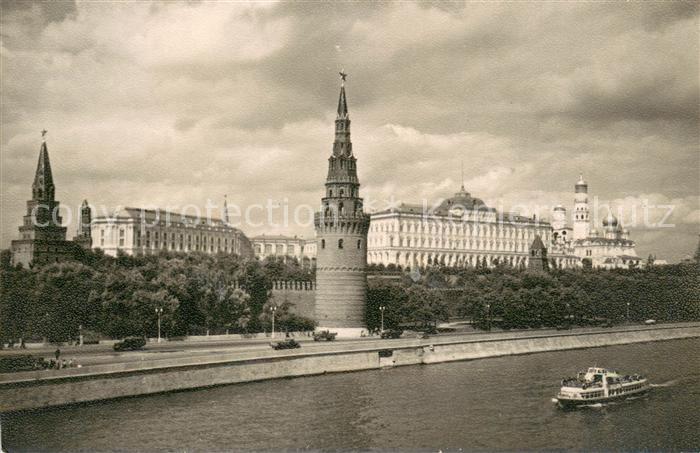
[92,207,252,258]
[367,185,578,269]
[250,234,317,266]
[571,176,640,269]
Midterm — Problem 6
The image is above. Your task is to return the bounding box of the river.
[3,338,699,451]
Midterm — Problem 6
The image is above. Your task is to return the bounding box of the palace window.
[321,239,325,249]
[338,239,344,249]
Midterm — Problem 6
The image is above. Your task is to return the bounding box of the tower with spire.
[11,131,77,266]
[313,72,371,336]
[573,174,590,241]
[73,199,93,249]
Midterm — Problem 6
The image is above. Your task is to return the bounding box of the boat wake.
[650,379,679,388]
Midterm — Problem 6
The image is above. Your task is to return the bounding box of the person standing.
[54,348,61,361]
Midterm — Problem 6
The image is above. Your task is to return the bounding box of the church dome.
[602,212,618,227]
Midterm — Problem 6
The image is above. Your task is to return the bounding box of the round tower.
[314,72,370,337]
[573,174,590,240]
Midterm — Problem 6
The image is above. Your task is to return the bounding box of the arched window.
[357,239,361,249]
[338,239,344,249]
[329,189,333,197]
[321,239,325,249]
[340,188,344,197]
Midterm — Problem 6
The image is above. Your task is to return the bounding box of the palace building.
[91,207,253,258]
[367,184,579,270]
[313,72,371,336]
[11,133,90,267]
[250,234,317,266]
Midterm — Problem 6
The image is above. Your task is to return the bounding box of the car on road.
[271,339,301,350]
[644,319,656,325]
[313,330,338,341]
[113,337,146,351]
[380,329,403,339]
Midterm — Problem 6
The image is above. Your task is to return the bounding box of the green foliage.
[368,262,700,331]
[0,249,314,342]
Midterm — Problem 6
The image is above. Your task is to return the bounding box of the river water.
[3,338,699,451]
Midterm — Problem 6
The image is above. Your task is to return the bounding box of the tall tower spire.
[314,72,370,337]
[32,130,56,201]
[333,71,352,157]
[573,173,590,241]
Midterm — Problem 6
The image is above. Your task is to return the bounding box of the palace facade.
[250,234,317,266]
[91,207,253,258]
[367,184,579,270]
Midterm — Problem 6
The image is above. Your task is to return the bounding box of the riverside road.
[2,322,697,370]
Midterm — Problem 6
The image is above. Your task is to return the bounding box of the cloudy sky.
[1,1,698,261]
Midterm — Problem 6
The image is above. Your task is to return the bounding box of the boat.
[556,367,650,408]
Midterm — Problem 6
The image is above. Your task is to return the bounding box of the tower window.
[340,189,344,197]
[357,239,361,249]
[338,239,344,249]
[321,239,325,249]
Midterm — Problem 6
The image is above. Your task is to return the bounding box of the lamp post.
[486,303,491,331]
[155,307,163,343]
[626,302,630,324]
[379,306,386,333]
[270,306,278,339]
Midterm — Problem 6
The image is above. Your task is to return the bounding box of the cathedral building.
[313,73,370,336]
[367,184,579,270]
[571,175,640,269]
[11,133,87,267]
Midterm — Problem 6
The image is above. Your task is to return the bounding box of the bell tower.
[314,72,370,336]
[573,174,590,241]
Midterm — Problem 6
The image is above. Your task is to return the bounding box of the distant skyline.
[1,2,698,261]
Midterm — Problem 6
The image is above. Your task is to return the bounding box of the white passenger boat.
[556,367,650,408]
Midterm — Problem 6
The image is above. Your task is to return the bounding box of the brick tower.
[314,72,370,337]
[11,131,75,267]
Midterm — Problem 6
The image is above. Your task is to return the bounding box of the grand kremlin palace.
[367,185,579,269]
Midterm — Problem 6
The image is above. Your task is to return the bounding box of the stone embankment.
[1,323,698,412]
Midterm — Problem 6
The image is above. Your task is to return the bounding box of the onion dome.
[575,174,587,187]
[602,212,618,227]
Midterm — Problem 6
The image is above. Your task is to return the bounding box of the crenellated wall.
[269,280,316,319]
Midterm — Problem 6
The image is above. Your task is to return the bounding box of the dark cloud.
[1,2,698,261]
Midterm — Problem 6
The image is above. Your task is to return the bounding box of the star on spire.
[41,129,47,141]
[339,69,347,86]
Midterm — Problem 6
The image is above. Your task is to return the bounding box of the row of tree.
[366,260,700,331]
[0,250,315,344]
[2,247,699,343]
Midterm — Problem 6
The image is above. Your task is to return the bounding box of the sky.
[1,1,698,262]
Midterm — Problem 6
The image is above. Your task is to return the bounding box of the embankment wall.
[2,324,698,413]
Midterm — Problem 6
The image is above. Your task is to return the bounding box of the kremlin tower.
[313,72,371,336]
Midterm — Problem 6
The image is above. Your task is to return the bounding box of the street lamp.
[270,306,278,339]
[379,306,386,332]
[626,302,630,324]
[155,307,163,343]
[486,303,491,331]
